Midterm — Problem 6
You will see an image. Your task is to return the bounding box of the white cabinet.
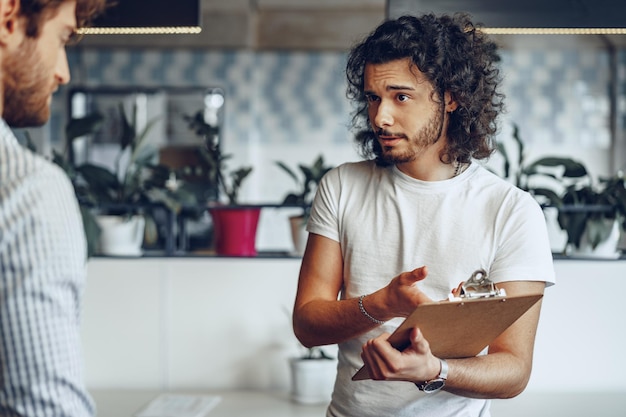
[82,257,626,392]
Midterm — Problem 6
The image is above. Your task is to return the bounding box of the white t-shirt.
[307,160,556,417]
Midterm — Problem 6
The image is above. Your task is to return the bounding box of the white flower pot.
[567,218,622,259]
[289,358,337,405]
[96,215,145,257]
[543,206,568,253]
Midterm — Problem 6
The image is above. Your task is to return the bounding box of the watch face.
[423,379,445,393]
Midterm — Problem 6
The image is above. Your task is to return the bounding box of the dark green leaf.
[530,188,562,207]
[79,205,101,258]
[65,112,104,141]
[526,157,588,178]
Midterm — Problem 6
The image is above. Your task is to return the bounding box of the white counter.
[91,389,626,417]
[91,390,325,417]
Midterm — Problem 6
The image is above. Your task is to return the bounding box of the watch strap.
[415,358,448,392]
[438,358,449,379]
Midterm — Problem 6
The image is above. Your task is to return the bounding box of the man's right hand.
[372,266,432,318]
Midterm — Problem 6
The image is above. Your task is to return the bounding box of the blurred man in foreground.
[0,0,105,415]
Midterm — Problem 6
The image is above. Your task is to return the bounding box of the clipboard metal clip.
[451,269,506,300]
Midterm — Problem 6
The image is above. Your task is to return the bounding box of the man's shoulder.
[334,159,384,177]
[472,164,527,192]
[1,136,68,182]
[1,139,76,219]
[470,164,541,210]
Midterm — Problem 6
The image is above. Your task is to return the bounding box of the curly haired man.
[293,14,555,417]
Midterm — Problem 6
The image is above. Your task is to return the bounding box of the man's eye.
[397,94,409,102]
[365,95,379,103]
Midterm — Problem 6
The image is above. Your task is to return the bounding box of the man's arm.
[293,233,371,347]
[293,233,433,348]
[360,280,546,399]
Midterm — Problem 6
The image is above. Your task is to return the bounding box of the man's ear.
[444,92,458,113]
[0,0,21,46]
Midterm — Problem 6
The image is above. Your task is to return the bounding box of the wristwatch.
[416,358,448,394]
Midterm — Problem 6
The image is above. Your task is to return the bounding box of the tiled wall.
[59,47,615,172]
[63,47,612,143]
[500,48,610,149]
[44,45,620,249]
[65,50,352,148]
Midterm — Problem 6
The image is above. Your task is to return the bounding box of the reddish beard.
[377,107,444,165]
[2,38,52,127]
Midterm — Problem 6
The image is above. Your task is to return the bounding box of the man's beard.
[378,107,445,165]
[2,38,51,127]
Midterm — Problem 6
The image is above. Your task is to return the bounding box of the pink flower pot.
[209,207,261,256]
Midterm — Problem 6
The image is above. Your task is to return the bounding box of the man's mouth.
[377,130,405,146]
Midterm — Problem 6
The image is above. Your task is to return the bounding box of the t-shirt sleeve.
[306,166,341,242]
[489,191,556,287]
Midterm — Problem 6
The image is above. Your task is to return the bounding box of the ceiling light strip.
[481,27,626,35]
[76,26,202,35]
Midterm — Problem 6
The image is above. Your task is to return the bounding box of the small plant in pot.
[185,110,258,256]
[275,155,333,255]
[282,306,337,405]
[289,346,337,405]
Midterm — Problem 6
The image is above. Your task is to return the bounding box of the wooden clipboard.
[352,293,543,381]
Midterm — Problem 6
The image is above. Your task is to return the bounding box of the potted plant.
[275,155,333,255]
[280,306,337,405]
[496,123,589,253]
[185,110,257,256]
[497,123,626,257]
[289,346,337,405]
[73,103,197,256]
[557,171,626,258]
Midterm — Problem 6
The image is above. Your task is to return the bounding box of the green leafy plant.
[74,103,196,211]
[23,112,106,257]
[63,104,198,254]
[55,112,105,257]
[300,346,334,360]
[496,123,588,206]
[497,123,625,252]
[557,172,626,250]
[275,154,333,217]
[185,110,253,205]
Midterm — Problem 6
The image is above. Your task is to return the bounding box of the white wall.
[81,257,626,392]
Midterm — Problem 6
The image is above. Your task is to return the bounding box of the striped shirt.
[0,119,95,416]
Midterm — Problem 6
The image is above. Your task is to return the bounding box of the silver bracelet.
[358,294,385,325]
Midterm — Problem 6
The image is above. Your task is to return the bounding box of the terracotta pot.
[209,206,261,256]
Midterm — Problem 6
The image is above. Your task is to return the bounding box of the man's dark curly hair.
[346,13,504,165]
[18,0,108,38]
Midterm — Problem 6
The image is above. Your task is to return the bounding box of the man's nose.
[373,100,393,128]
[56,49,71,85]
